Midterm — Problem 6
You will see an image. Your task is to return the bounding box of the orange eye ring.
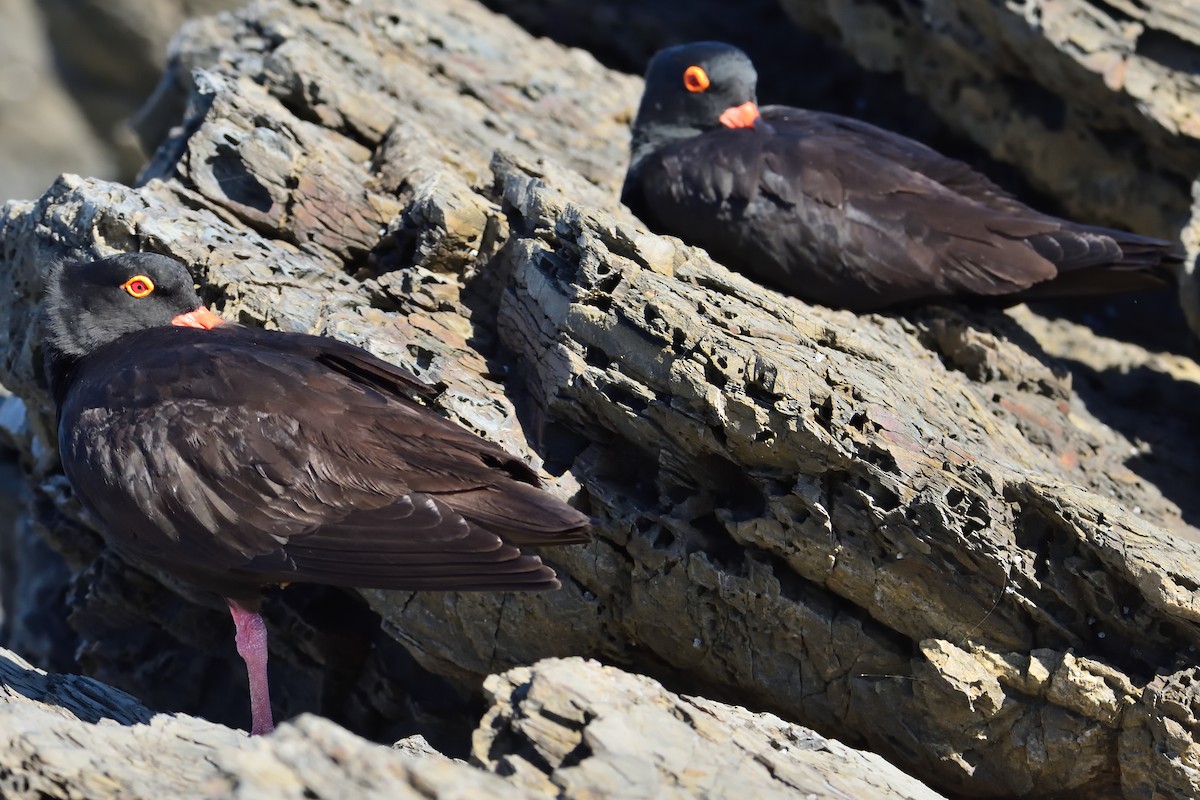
[122,275,155,298]
[683,65,710,93]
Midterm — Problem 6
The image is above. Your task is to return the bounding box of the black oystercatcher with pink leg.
[42,252,591,736]
[622,42,1180,310]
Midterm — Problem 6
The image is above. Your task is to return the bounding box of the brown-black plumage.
[622,42,1180,310]
[43,252,590,735]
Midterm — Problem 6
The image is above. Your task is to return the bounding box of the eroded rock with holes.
[1,0,1199,797]
[484,152,1200,797]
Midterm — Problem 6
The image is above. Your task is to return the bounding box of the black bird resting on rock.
[622,41,1181,311]
[42,252,591,736]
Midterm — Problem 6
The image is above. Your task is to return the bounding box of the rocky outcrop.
[476,657,948,799]
[1180,179,1200,343]
[0,648,947,799]
[776,0,1200,242]
[2,0,1200,798]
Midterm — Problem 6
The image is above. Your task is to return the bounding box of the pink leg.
[226,599,274,736]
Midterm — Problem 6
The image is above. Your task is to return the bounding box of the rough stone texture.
[1,0,1200,798]
[0,649,946,799]
[475,658,947,800]
[485,154,1200,798]
[0,644,537,800]
[1181,179,1200,341]
[775,0,1200,242]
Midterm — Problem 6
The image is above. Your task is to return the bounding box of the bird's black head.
[42,253,215,364]
[628,42,759,167]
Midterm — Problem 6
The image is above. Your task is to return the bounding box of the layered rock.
[776,0,1200,241]
[0,648,947,799]
[0,0,1198,797]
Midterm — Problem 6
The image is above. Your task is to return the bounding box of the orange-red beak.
[171,306,226,330]
[719,101,760,129]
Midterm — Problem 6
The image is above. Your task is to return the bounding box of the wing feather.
[60,326,589,595]
[626,107,1176,309]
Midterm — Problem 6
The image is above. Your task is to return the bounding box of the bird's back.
[58,325,589,599]
[625,106,1178,309]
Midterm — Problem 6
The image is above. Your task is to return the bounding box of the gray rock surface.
[0,642,536,800]
[1180,179,1200,341]
[0,647,946,799]
[0,0,1199,797]
[776,0,1200,241]
[485,152,1200,798]
[475,657,947,800]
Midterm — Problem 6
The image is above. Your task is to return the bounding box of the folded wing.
[61,327,589,594]
[627,108,1176,309]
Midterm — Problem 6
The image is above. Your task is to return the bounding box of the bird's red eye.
[683,65,710,93]
[122,275,155,298]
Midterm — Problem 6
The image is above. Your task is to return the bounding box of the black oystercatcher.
[622,41,1180,310]
[42,252,590,736]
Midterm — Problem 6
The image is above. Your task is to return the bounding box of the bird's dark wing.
[629,117,1172,309]
[763,108,1180,278]
[760,108,1030,213]
[60,327,588,596]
